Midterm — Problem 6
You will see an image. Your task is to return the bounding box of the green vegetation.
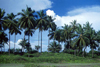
[0,53,100,63]
[0,53,100,67]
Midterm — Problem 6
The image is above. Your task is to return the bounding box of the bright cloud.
[46,6,100,31]
[0,0,52,14]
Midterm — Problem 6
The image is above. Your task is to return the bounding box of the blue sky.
[0,0,100,52]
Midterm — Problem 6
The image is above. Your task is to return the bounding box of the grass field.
[0,63,100,67]
[0,52,100,67]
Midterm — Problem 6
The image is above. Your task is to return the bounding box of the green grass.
[0,52,100,64]
[0,63,100,67]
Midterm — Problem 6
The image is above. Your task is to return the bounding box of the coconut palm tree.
[10,26,21,53]
[54,28,62,44]
[87,29,98,57]
[18,39,28,52]
[48,41,62,53]
[83,22,98,57]
[72,24,89,57]
[18,6,36,40]
[4,13,17,55]
[36,10,48,53]
[0,31,8,52]
[46,16,56,46]
[0,8,8,52]
[62,24,74,53]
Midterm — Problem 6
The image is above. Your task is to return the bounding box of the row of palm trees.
[48,20,100,57]
[0,7,100,57]
[0,6,56,55]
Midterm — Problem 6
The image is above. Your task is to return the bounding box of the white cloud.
[46,6,100,31]
[0,0,52,14]
[46,9,56,18]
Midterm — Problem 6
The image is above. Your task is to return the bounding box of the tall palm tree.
[18,6,36,40]
[72,24,89,57]
[10,26,21,53]
[37,10,48,53]
[0,8,8,52]
[62,24,75,53]
[0,31,8,52]
[46,16,56,46]
[4,13,17,55]
[70,20,78,54]
[87,29,98,57]
[55,28,62,44]
[83,22,98,57]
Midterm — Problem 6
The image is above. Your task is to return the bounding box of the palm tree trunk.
[69,38,71,53]
[92,48,94,58]
[74,49,76,56]
[38,31,39,46]
[83,47,86,57]
[41,30,42,53]
[28,34,30,57]
[9,32,10,55]
[14,33,16,53]
[48,29,50,50]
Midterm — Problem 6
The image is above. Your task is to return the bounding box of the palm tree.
[10,26,21,53]
[48,28,58,42]
[46,16,56,46]
[83,22,98,57]
[0,8,8,52]
[72,24,89,57]
[36,10,48,53]
[0,31,8,53]
[18,6,36,40]
[18,39,28,52]
[70,20,78,54]
[62,24,74,53]
[48,41,62,53]
[4,13,17,55]
[24,28,35,43]
[55,28,62,44]
[87,29,98,57]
